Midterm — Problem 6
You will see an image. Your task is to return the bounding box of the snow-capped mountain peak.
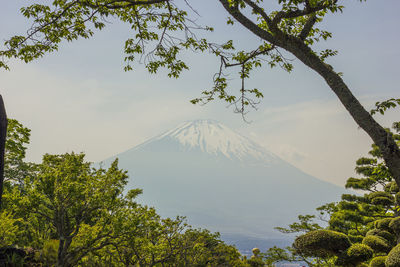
[145,119,278,162]
[104,119,345,244]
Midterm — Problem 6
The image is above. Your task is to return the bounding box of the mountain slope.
[103,120,346,241]
[132,119,278,164]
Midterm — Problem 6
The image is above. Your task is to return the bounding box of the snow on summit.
[151,119,278,162]
[105,119,346,242]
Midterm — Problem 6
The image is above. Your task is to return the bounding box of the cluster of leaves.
[0,0,367,116]
[0,119,253,266]
[0,0,213,78]
[371,98,400,116]
[192,0,349,115]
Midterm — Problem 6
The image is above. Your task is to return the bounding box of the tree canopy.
[262,122,400,266]
[0,119,255,266]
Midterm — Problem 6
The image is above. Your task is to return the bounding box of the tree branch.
[299,15,317,40]
[241,0,272,25]
[218,0,275,43]
[272,0,338,26]
[82,0,169,9]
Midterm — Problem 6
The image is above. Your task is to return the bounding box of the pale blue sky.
[0,0,399,186]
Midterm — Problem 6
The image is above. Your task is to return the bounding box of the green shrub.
[369,192,394,201]
[339,201,359,210]
[362,235,391,253]
[375,218,393,231]
[369,256,387,267]
[349,234,364,243]
[347,244,373,263]
[372,197,394,206]
[386,244,400,267]
[384,182,399,193]
[293,230,351,258]
[252,248,260,256]
[343,212,364,224]
[247,255,264,267]
[41,239,59,266]
[366,229,395,244]
[0,211,22,247]
[389,217,400,234]
[342,194,361,201]
[336,243,373,266]
[392,183,400,193]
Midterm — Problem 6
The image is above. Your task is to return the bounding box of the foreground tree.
[0,120,248,266]
[23,153,130,266]
[264,215,336,266]
[0,0,399,200]
[265,122,400,266]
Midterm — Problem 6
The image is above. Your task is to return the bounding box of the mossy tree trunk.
[57,238,73,267]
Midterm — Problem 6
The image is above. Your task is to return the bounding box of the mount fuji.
[103,120,346,250]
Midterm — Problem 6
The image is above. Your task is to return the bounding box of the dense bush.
[369,256,387,267]
[389,217,400,235]
[349,234,365,243]
[347,243,373,264]
[386,244,400,267]
[293,230,351,258]
[366,229,395,244]
[368,192,394,201]
[372,197,395,206]
[0,211,22,247]
[41,240,58,266]
[362,235,391,253]
[385,182,399,193]
[375,218,393,231]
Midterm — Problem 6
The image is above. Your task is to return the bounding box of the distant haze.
[103,120,348,249]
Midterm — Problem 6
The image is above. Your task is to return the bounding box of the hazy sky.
[0,0,399,186]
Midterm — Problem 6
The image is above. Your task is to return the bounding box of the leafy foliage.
[325,126,400,239]
[386,244,400,267]
[3,119,33,186]
[0,211,22,247]
[371,98,400,115]
[0,119,248,266]
[369,256,387,267]
[335,243,373,266]
[362,235,391,254]
[0,0,368,115]
[265,122,400,266]
[265,214,335,266]
[293,230,351,258]
[275,214,322,234]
